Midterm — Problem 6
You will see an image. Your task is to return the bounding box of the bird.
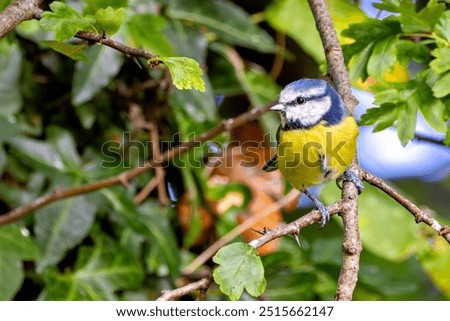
[263,78,364,227]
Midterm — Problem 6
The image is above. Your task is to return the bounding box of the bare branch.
[75,31,157,63]
[307,0,362,301]
[183,189,301,275]
[0,0,43,39]
[156,276,213,301]
[306,0,357,113]
[362,170,450,244]
[0,102,273,226]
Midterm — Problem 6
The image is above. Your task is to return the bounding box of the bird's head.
[271,79,346,130]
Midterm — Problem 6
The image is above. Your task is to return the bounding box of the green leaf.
[266,0,323,63]
[240,69,281,106]
[167,0,276,53]
[8,137,66,173]
[101,188,181,278]
[360,103,399,132]
[35,194,97,272]
[432,71,450,98]
[367,36,399,80]
[445,126,450,145]
[397,102,417,145]
[435,11,450,41]
[375,0,446,33]
[42,40,88,61]
[0,225,39,300]
[412,80,447,132]
[83,0,128,15]
[157,56,205,92]
[213,242,266,300]
[0,43,22,115]
[72,43,123,105]
[43,236,143,300]
[358,185,427,261]
[342,17,402,80]
[430,48,450,73]
[126,14,173,57]
[94,6,125,36]
[40,1,93,41]
[47,126,82,169]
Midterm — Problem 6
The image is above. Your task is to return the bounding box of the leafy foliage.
[213,242,266,300]
[342,0,450,145]
[0,0,447,301]
[40,2,94,41]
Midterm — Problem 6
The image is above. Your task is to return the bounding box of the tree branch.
[0,0,43,39]
[362,170,450,244]
[0,102,273,226]
[156,276,213,301]
[75,31,158,63]
[183,189,301,275]
[307,0,362,301]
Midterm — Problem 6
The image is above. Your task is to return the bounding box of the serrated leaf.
[435,11,450,41]
[95,6,125,36]
[40,1,93,41]
[157,57,205,92]
[213,242,266,300]
[430,48,450,73]
[367,36,398,80]
[42,40,88,61]
[432,71,450,98]
[83,0,128,15]
[126,14,173,57]
[397,102,417,145]
[360,103,399,132]
[375,0,446,33]
[413,80,447,132]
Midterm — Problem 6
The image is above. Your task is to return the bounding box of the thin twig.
[75,31,157,62]
[362,170,450,244]
[156,276,213,301]
[307,0,361,301]
[134,121,169,205]
[0,102,273,226]
[160,200,343,301]
[0,0,43,39]
[183,189,301,275]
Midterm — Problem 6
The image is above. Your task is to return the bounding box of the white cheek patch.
[285,96,331,127]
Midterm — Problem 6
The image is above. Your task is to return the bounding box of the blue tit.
[263,79,363,227]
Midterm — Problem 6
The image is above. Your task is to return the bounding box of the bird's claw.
[336,169,364,195]
[316,202,330,229]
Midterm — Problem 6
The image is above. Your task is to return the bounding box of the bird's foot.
[336,169,364,195]
[303,189,330,228]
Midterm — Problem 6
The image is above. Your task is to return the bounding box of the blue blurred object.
[354,89,449,183]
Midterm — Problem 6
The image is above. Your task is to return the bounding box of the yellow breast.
[277,116,358,190]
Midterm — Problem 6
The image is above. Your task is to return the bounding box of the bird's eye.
[295,97,306,104]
